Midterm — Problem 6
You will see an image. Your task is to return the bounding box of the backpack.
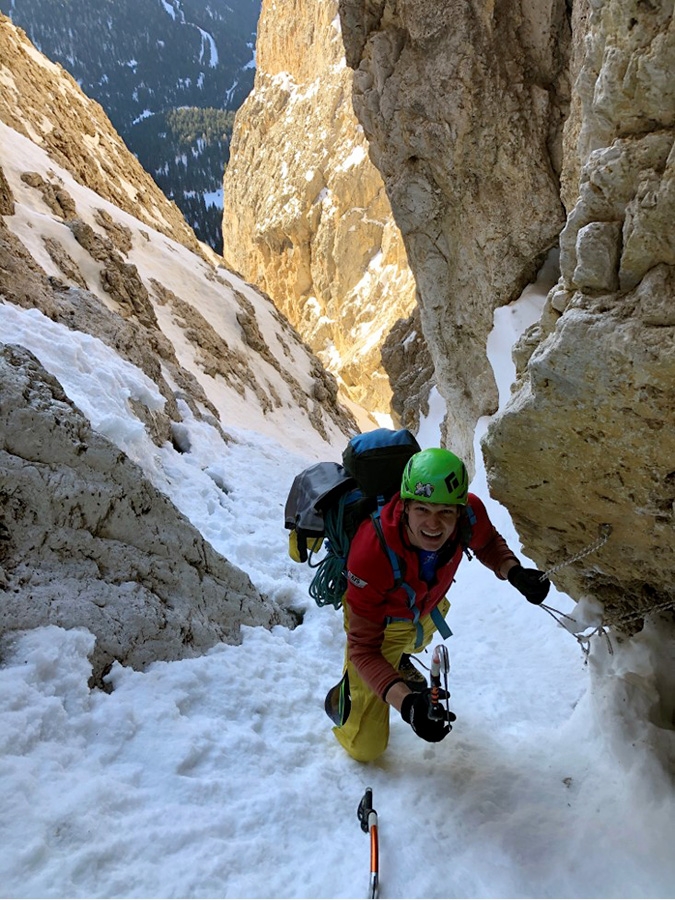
[284,428,421,609]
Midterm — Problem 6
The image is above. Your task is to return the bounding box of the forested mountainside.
[0,0,261,252]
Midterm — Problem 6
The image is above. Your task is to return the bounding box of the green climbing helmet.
[400,448,469,506]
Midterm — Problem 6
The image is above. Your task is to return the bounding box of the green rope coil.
[308,494,353,610]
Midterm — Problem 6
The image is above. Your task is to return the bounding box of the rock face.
[337,0,674,628]
[338,0,570,465]
[482,0,675,627]
[486,266,675,626]
[380,306,434,432]
[0,18,357,680]
[222,0,417,416]
[0,344,295,686]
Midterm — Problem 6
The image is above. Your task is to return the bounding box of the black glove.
[507,564,550,604]
[400,689,456,743]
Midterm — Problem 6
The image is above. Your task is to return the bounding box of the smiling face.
[404,500,461,551]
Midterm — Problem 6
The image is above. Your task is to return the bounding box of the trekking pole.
[357,787,379,899]
[428,644,450,721]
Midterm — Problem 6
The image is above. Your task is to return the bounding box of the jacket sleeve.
[467,494,519,577]
[345,607,406,700]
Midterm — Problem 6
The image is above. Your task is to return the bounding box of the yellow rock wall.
[222,0,417,415]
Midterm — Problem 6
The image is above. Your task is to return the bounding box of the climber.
[327,447,550,762]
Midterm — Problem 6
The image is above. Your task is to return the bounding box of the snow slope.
[2,270,675,898]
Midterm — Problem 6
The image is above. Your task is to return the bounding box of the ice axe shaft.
[357,787,379,899]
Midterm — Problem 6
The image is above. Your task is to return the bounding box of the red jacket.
[345,492,518,698]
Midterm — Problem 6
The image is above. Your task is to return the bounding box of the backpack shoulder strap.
[371,508,405,589]
[459,502,476,560]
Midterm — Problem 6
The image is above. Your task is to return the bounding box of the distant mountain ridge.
[0,0,261,252]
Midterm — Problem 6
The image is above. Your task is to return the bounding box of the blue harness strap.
[431,606,452,640]
[371,510,452,648]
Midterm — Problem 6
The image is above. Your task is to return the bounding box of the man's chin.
[420,536,445,551]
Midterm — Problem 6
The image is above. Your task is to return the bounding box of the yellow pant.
[332,598,450,762]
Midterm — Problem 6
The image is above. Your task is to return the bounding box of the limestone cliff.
[338,0,570,464]
[222,0,417,416]
[0,343,295,686]
[338,0,673,630]
[483,0,675,629]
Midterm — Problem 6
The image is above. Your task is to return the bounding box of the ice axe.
[357,786,379,899]
[428,643,451,721]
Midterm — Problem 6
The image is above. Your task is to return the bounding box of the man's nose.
[425,512,444,528]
